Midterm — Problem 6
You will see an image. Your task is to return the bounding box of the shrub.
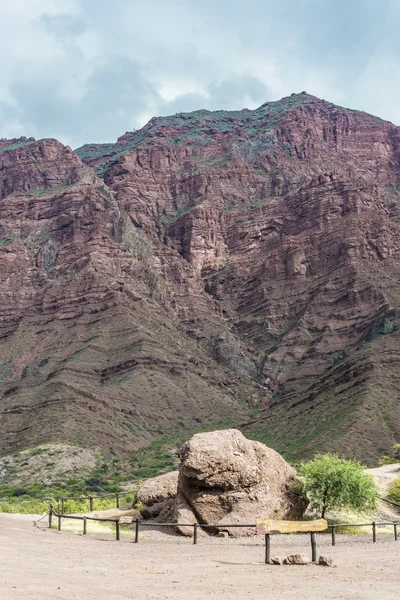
[388,476,400,504]
[378,444,400,466]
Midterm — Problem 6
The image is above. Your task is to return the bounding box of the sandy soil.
[0,513,399,600]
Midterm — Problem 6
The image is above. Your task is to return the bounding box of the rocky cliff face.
[0,137,251,463]
[1,93,400,467]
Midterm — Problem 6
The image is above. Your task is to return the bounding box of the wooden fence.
[48,505,399,563]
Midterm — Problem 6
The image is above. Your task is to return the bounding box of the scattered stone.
[271,556,285,565]
[319,555,334,566]
[283,554,310,565]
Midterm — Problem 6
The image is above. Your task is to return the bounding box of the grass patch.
[0,140,35,153]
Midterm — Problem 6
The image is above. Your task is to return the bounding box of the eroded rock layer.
[1,92,400,464]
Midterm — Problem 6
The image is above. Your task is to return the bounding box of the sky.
[1,0,400,149]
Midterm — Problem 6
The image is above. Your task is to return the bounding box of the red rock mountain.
[1,93,400,466]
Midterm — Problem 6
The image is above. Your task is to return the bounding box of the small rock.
[283,554,310,565]
[271,556,285,565]
[318,555,333,567]
[217,531,229,538]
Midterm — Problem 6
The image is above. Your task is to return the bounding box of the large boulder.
[177,429,307,536]
[135,470,178,507]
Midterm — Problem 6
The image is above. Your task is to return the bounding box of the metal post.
[372,522,376,543]
[193,523,198,545]
[58,515,61,531]
[311,532,317,562]
[331,525,336,546]
[116,520,120,541]
[89,496,93,512]
[394,522,397,541]
[83,517,87,535]
[135,518,140,543]
[265,534,271,564]
[116,493,119,509]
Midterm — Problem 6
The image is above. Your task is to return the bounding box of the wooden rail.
[330,521,398,545]
[48,506,399,563]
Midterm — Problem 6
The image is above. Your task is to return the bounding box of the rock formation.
[136,471,178,507]
[138,429,307,536]
[1,92,400,468]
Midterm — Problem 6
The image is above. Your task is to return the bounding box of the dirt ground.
[0,513,399,600]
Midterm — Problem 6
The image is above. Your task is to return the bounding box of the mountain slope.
[0,137,253,465]
[77,92,400,462]
[1,92,400,471]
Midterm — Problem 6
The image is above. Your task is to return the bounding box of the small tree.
[388,475,400,504]
[298,453,378,519]
[378,444,400,466]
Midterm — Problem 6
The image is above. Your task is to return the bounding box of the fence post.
[83,516,87,535]
[394,522,398,541]
[135,518,140,543]
[89,496,93,512]
[58,515,61,531]
[116,519,120,541]
[372,522,376,543]
[265,534,271,564]
[331,525,336,546]
[193,523,198,545]
[48,506,53,529]
[311,532,317,562]
[61,498,65,515]
[116,493,119,509]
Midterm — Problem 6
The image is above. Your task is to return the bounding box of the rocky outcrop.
[137,429,306,537]
[176,429,306,535]
[133,429,303,536]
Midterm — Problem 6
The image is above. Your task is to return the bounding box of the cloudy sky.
[1,0,399,148]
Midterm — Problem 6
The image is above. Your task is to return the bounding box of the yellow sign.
[256,518,328,535]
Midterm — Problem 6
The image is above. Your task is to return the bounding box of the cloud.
[0,0,399,148]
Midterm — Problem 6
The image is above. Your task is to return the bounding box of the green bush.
[0,497,49,514]
[298,453,378,519]
[378,444,400,466]
[388,476,400,504]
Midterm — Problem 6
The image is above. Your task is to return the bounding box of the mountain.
[1,92,400,474]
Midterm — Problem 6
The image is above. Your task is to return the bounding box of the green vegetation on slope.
[388,475,400,503]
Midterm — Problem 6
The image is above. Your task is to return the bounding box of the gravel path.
[0,513,399,599]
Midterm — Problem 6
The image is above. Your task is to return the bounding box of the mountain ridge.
[1,92,400,476]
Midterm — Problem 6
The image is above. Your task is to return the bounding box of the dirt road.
[0,514,399,599]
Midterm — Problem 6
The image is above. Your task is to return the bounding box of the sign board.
[256,518,328,535]
[119,516,134,524]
